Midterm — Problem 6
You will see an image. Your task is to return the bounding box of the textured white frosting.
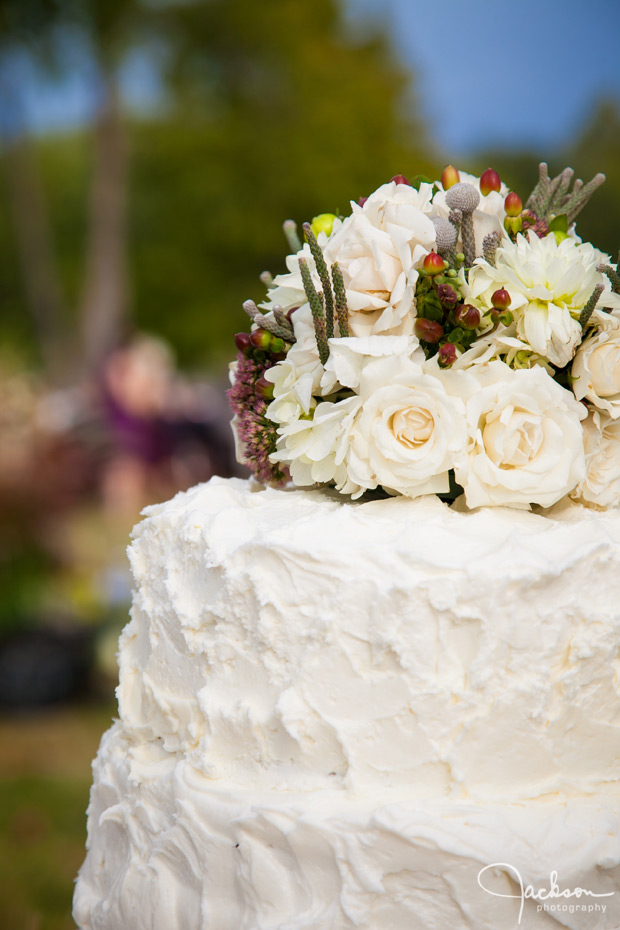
[74,477,620,929]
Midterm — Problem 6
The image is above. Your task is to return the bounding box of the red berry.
[437,283,459,306]
[234,332,251,354]
[423,252,446,275]
[438,343,457,368]
[415,318,444,343]
[441,165,460,190]
[250,328,273,350]
[358,196,368,207]
[480,167,501,196]
[504,192,523,217]
[491,288,511,311]
[390,174,410,186]
[455,304,481,329]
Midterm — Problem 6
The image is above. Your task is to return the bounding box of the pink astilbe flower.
[227,351,288,486]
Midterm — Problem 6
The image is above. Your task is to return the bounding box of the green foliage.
[470,99,620,259]
[0,540,55,633]
[0,0,435,371]
[563,99,620,256]
[548,213,568,233]
[124,0,434,367]
[0,775,92,930]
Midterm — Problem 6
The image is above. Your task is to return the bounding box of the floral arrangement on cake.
[228,163,620,510]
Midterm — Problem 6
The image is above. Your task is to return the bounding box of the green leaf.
[548,214,569,234]
[421,302,444,322]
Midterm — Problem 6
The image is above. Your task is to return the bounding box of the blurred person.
[99,333,235,514]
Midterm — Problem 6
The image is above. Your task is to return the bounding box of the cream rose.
[452,362,586,508]
[269,395,361,491]
[264,304,324,426]
[321,333,423,394]
[360,178,435,233]
[345,355,467,497]
[570,409,620,509]
[572,314,620,417]
[322,183,436,338]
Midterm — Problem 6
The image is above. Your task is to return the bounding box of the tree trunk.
[79,79,128,376]
[2,136,69,382]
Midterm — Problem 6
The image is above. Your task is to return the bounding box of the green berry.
[250,329,273,350]
[311,213,337,238]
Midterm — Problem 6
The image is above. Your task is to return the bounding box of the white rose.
[228,362,246,466]
[452,362,586,508]
[269,396,362,492]
[323,183,437,338]
[321,333,423,394]
[264,304,323,425]
[570,409,620,509]
[345,355,467,497]
[572,314,620,417]
[361,179,435,233]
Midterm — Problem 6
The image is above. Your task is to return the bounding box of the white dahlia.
[465,233,620,368]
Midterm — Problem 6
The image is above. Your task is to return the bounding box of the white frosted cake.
[73,476,620,929]
[76,159,620,928]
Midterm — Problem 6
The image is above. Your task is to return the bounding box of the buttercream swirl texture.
[74,477,620,929]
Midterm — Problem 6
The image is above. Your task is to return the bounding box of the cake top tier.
[229,164,620,512]
[118,477,620,802]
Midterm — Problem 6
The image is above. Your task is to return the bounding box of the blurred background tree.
[0,0,435,378]
[3,0,620,377]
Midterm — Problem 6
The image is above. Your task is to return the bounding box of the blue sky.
[11,0,620,156]
[345,0,620,154]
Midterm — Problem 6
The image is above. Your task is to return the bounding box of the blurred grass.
[0,701,116,930]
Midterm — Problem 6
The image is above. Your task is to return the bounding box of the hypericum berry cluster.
[227,329,289,485]
[414,251,481,367]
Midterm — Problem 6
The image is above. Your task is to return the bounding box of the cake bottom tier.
[74,724,620,930]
